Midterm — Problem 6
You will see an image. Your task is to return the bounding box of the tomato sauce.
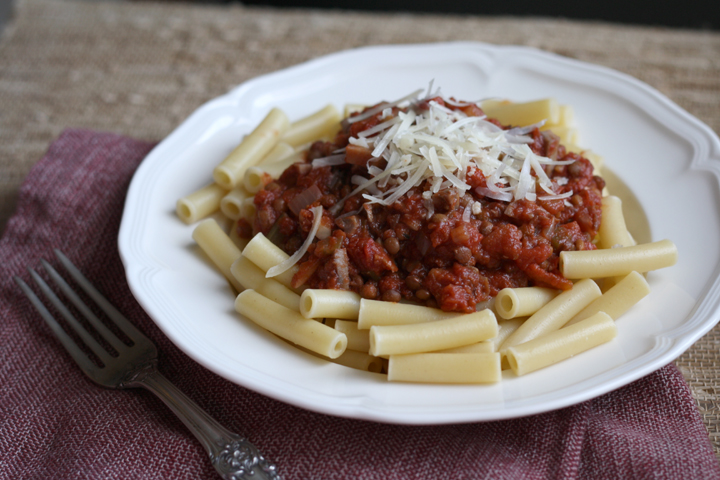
[240,100,605,313]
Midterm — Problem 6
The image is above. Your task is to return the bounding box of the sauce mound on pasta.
[238,94,605,313]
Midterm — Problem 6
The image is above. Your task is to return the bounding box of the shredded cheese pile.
[335,90,575,209]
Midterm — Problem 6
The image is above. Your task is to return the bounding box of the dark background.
[232,0,718,30]
[1,0,719,35]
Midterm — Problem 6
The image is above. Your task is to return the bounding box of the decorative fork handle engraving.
[214,437,281,480]
[130,368,280,480]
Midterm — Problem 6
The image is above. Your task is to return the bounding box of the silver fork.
[14,249,280,480]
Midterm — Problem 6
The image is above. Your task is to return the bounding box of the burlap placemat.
[2,0,719,455]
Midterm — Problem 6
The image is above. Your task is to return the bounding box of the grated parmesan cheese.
[338,89,574,209]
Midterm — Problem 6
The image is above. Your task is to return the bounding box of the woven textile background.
[1,0,719,454]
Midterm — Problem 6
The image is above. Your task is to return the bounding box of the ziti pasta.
[181,87,677,383]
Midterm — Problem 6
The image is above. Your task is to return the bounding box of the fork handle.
[132,369,280,480]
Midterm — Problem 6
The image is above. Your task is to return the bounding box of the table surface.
[2,0,719,456]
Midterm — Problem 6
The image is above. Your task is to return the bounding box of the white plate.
[119,42,720,424]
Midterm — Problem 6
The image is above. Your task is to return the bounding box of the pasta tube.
[242,233,298,290]
[192,219,243,292]
[560,240,678,279]
[490,317,525,353]
[231,254,266,288]
[493,317,526,370]
[499,278,601,353]
[219,186,251,221]
[540,104,574,136]
[433,341,495,354]
[481,98,560,126]
[598,196,635,249]
[357,299,458,329]
[213,108,290,189]
[300,289,361,320]
[255,282,301,312]
[565,271,650,326]
[494,287,559,320]
[388,352,501,384]
[505,312,617,376]
[334,319,370,353]
[235,289,347,359]
[556,104,574,128]
[281,104,342,147]
[289,341,381,372]
[332,349,383,373]
[244,152,303,193]
[240,197,257,222]
[597,196,637,288]
[231,256,301,311]
[176,183,227,224]
[369,309,497,356]
[257,142,295,166]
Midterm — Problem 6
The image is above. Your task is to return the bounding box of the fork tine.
[26,267,115,366]
[53,250,148,345]
[40,259,129,355]
[14,275,104,377]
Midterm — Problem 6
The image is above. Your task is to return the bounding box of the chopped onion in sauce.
[312,154,346,168]
[288,184,322,215]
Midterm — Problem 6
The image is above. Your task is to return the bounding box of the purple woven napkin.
[1,129,718,479]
